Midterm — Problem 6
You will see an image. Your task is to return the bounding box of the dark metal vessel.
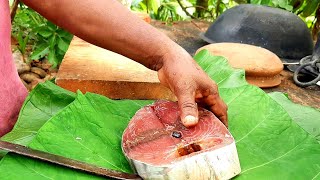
[200,4,314,63]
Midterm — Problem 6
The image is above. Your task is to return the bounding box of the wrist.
[152,43,190,71]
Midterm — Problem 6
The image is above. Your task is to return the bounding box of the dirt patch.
[264,70,320,109]
[12,50,57,91]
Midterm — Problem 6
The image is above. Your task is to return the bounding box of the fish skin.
[129,142,240,180]
[122,100,241,180]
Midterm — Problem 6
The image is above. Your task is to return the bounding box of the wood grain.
[56,37,175,100]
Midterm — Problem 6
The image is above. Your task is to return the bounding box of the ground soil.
[11,39,57,91]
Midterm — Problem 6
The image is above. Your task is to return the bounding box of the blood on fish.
[122,100,233,165]
[177,146,189,156]
[190,143,202,152]
[177,143,203,157]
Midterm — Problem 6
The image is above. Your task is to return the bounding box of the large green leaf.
[28,92,153,173]
[0,92,153,179]
[0,153,102,180]
[196,50,320,179]
[222,86,320,179]
[1,82,76,146]
[269,92,320,143]
[194,51,247,89]
[0,50,320,179]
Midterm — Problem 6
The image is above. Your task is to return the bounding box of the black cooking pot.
[200,4,314,63]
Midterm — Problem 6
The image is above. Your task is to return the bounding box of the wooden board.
[56,37,175,100]
[56,20,320,108]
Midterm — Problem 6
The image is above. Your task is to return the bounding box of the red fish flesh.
[122,100,241,179]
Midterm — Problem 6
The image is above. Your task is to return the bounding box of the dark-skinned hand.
[157,47,228,128]
[21,0,228,128]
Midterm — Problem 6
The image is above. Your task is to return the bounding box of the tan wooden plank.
[56,37,175,100]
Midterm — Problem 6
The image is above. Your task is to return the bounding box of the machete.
[0,140,141,180]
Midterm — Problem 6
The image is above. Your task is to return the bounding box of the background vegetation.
[10,0,320,67]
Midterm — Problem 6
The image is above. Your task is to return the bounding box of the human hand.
[157,47,228,128]
[22,0,227,128]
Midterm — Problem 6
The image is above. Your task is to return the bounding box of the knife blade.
[0,140,141,180]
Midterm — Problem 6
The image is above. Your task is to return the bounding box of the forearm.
[22,0,181,70]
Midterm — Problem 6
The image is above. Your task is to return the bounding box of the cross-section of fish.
[122,100,241,180]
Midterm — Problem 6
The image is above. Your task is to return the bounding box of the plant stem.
[312,5,320,41]
[215,0,221,18]
[176,0,196,19]
[195,0,208,18]
[185,5,214,18]
[10,0,20,22]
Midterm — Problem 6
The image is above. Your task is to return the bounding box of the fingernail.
[183,115,198,126]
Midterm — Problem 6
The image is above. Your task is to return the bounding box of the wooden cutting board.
[56,36,175,100]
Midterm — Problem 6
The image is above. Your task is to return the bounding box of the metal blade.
[0,140,141,180]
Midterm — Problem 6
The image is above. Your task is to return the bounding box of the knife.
[0,140,141,180]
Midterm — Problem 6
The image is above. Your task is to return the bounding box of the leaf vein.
[241,140,304,174]
[312,170,320,180]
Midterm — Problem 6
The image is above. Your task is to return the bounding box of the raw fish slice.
[122,100,241,180]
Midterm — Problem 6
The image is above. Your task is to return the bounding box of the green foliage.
[132,0,195,22]
[16,31,29,55]
[11,7,43,45]
[30,21,73,67]
[250,0,293,11]
[27,92,148,174]
[249,0,320,14]
[12,7,73,68]
[156,1,193,21]
[1,82,76,146]
[300,0,320,17]
[131,0,318,29]
[1,52,320,179]
[0,154,104,180]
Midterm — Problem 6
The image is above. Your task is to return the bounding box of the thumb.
[177,90,199,127]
